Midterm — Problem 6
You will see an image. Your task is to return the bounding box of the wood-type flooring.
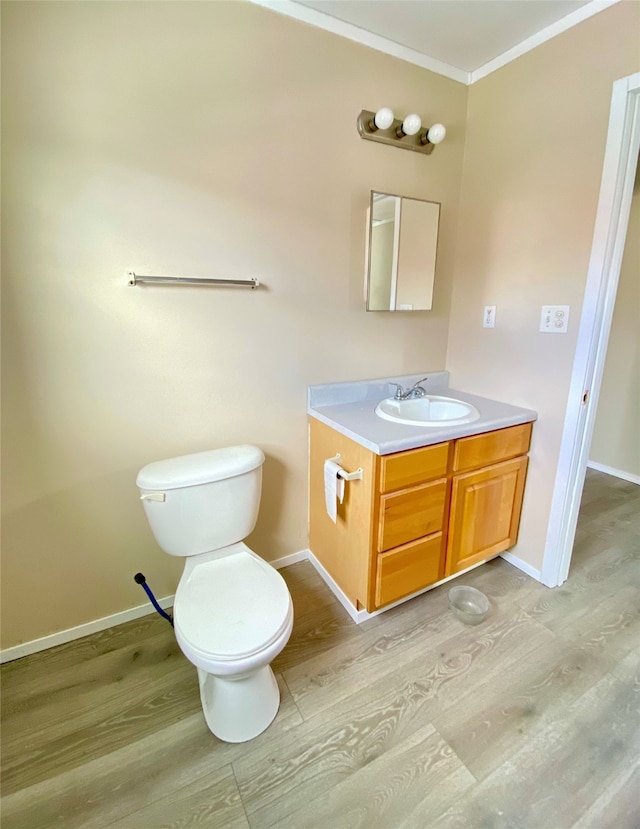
[2,469,639,828]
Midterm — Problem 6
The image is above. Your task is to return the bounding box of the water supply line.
[134,573,174,627]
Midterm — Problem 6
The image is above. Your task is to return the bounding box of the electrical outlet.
[483,306,496,328]
[540,305,570,333]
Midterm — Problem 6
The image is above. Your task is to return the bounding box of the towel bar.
[127,272,260,289]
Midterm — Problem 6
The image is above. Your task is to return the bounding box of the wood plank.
[279,560,343,621]
[106,764,249,829]
[428,661,640,828]
[0,613,173,693]
[432,638,614,782]
[1,675,301,829]
[231,694,461,828]
[1,639,200,796]
[270,598,362,675]
[572,763,640,829]
[284,593,554,725]
[268,724,475,829]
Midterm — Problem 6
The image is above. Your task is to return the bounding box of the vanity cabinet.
[309,419,532,613]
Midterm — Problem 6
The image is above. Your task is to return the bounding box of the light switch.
[540,305,570,333]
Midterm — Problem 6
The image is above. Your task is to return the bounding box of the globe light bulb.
[401,113,422,136]
[426,123,446,144]
[373,107,394,130]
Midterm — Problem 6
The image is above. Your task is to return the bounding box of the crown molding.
[470,0,621,84]
[249,0,622,87]
[248,0,470,85]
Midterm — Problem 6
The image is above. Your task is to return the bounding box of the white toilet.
[136,445,293,743]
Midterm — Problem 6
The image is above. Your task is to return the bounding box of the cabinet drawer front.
[375,533,443,608]
[378,479,447,552]
[453,423,532,473]
[380,442,450,493]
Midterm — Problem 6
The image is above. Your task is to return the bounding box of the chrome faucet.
[389,377,429,400]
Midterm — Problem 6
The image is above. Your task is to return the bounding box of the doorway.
[587,161,640,488]
[541,72,640,588]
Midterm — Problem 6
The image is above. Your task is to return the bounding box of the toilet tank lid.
[136,445,265,490]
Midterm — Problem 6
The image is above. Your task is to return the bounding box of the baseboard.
[269,549,310,569]
[0,549,312,665]
[307,549,491,624]
[500,551,543,581]
[0,546,542,663]
[0,594,175,664]
[305,551,363,622]
[586,460,640,485]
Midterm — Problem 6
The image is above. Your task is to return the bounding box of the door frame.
[541,72,640,588]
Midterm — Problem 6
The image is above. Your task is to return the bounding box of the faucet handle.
[407,377,429,398]
[411,376,429,389]
[389,382,407,400]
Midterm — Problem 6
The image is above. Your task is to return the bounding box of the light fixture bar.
[357,110,435,155]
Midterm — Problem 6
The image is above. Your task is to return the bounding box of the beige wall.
[589,169,640,477]
[0,1,467,647]
[3,1,638,650]
[447,2,640,571]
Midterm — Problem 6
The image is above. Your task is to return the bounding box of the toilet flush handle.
[140,492,166,502]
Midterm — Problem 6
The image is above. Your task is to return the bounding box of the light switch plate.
[483,306,496,328]
[540,305,570,333]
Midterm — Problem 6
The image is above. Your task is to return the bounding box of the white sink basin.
[375,395,481,427]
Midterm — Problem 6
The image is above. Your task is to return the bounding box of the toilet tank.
[136,445,265,557]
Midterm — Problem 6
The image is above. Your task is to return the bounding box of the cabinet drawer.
[375,533,443,608]
[378,479,447,552]
[453,423,532,473]
[379,442,450,493]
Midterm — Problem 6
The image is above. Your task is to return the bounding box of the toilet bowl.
[136,446,293,743]
[174,544,293,742]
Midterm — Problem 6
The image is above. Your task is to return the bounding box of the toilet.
[136,445,293,743]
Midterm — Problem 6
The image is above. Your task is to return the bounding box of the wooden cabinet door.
[446,456,528,576]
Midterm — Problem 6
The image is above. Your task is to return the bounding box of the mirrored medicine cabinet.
[365,191,440,312]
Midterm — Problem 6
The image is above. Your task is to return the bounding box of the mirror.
[365,191,440,311]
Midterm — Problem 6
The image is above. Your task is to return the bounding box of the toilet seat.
[174,552,292,661]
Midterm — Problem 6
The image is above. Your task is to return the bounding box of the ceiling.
[254,0,618,83]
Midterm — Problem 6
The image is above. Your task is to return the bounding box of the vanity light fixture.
[357,107,446,156]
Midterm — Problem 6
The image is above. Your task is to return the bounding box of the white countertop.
[308,372,538,455]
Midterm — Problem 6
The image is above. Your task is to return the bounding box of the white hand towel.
[324,459,345,523]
